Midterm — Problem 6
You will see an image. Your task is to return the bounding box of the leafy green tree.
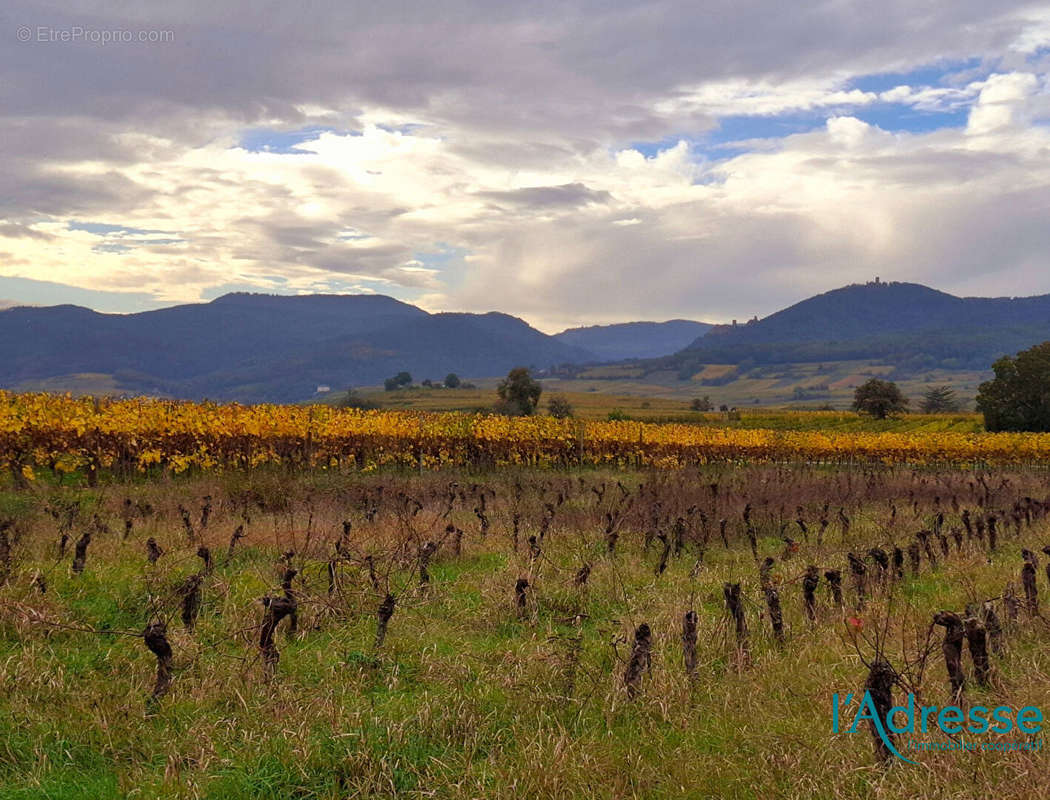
[383,371,412,391]
[852,378,908,419]
[976,341,1050,432]
[919,385,960,414]
[547,396,574,418]
[497,367,542,416]
[443,373,461,389]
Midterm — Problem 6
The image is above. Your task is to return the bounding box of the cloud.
[657,79,879,118]
[0,223,54,241]
[2,1,1050,329]
[877,83,982,111]
[825,116,879,148]
[966,72,1042,133]
[475,183,612,209]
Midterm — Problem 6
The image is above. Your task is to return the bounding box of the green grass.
[1,466,1048,798]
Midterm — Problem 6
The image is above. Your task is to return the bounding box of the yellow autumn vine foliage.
[0,391,1047,478]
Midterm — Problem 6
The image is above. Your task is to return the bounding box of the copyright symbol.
[16,26,32,42]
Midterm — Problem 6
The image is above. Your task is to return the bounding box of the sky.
[2,2,1050,332]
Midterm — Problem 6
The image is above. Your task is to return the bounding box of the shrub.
[339,389,380,410]
[547,396,574,418]
[690,396,713,412]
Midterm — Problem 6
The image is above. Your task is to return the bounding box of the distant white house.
[315,385,331,393]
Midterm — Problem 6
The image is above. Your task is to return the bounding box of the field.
[551,360,990,411]
[342,385,986,430]
[11,360,991,414]
[1,393,1050,799]
[4,394,1048,479]
[329,366,988,423]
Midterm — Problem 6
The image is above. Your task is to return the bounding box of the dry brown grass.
[0,465,1048,798]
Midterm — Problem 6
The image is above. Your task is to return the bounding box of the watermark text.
[17,25,175,45]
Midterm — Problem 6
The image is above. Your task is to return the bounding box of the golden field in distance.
[0,392,1046,480]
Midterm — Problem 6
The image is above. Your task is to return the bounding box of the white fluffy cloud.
[967,72,1044,133]
[2,1,1050,329]
[656,79,878,118]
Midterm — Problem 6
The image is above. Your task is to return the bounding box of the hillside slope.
[553,320,712,360]
[0,294,595,402]
[667,281,1050,374]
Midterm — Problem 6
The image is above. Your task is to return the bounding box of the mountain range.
[0,294,588,402]
[2,280,1050,402]
[0,293,707,402]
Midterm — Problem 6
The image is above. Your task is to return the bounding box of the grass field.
[17,357,990,417]
[557,360,989,410]
[342,383,712,421]
[1,465,1048,798]
[333,386,985,431]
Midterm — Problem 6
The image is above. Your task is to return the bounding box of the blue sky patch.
[853,105,968,133]
[629,59,991,165]
[413,245,469,290]
[237,126,358,153]
[848,58,985,93]
[68,220,172,236]
[0,276,167,313]
[707,114,826,145]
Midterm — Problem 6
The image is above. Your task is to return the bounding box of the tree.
[497,367,542,416]
[443,373,461,389]
[852,378,908,419]
[383,371,412,391]
[339,388,379,410]
[547,396,574,418]
[690,396,713,412]
[919,385,960,414]
[976,341,1050,432]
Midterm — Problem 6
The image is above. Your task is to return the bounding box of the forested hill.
[666,281,1050,373]
[552,320,712,361]
[6,281,1050,401]
[0,293,595,402]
